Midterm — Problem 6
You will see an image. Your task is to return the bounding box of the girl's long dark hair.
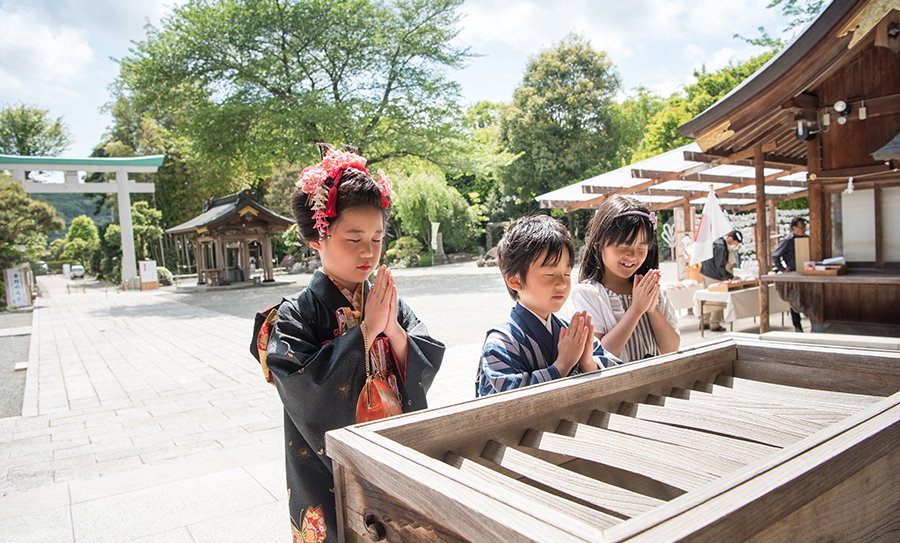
[579,195,659,284]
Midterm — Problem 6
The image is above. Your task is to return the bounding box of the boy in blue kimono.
[477,216,620,396]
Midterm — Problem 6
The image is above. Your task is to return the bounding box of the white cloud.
[0,8,95,90]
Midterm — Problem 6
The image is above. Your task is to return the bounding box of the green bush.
[157,266,173,286]
[384,236,424,266]
[417,253,433,267]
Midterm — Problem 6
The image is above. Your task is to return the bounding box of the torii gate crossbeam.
[1,155,165,289]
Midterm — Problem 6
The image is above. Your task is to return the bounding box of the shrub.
[157,266,173,286]
[384,236,424,267]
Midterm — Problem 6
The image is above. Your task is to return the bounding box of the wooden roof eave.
[676,0,865,150]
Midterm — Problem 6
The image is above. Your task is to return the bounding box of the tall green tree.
[499,33,621,207]
[117,0,470,180]
[0,179,65,270]
[634,52,775,160]
[130,201,164,261]
[607,87,666,168]
[0,104,71,157]
[446,101,518,223]
[62,215,100,267]
[392,168,477,253]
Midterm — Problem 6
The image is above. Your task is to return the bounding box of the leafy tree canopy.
[65,215,100,244]
[634,52,775,161]
[117,0,470,179]
[131,201,164,260]
[392,165,477,253]
[0,179,65,270]
[0,103,71,156]
[499,33,621,206]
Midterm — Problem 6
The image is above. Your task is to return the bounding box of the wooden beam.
[684,150,806,169]
[781,93,819,111]
[627,169,808,189]
[568,144,778,210]
[807,140,823,263]
[755,145,770,334]
[735,191,809,212]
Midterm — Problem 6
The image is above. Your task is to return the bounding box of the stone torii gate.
[1,155,165,289]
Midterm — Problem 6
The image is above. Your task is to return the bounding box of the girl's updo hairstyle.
[579,195,659,284]
[290,143,392,245]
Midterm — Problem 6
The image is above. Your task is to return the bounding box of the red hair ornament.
[296,148,393,238]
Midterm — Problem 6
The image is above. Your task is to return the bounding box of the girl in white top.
[563,195,680,363]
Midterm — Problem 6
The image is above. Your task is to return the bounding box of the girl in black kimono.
[250,144,444,542]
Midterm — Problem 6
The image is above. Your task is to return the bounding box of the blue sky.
[0,0,797,159]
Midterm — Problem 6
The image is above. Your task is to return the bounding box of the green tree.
[131,202,164,261]
[393,169,477,253]
[0,104,71,156]
[634,52,776,160]
[65,215,100,244]
[607,87,666,168]
[117,0,470,180]
[0,179,65,271]
[445,101,519,224]
[62,215,100,267]
[499,33,621,208]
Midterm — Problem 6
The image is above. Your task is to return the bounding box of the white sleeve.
[565,283,618,334]
[657,291,681,336]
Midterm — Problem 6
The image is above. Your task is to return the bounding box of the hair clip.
[614,210,657,231]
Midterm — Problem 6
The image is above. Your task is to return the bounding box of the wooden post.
[806,139,825,329]
[874,186,883,269]
[754,145,770,333]
[768,200,777,241]
[262,234,274,281]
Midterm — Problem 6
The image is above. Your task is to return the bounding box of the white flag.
[690,188,734,267]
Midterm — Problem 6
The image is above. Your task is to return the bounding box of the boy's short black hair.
[497,215,574,301]
[790,217,807,228]
[727,230,743,243]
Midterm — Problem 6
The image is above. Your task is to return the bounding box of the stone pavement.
[0,264,807,542]
[2,276,290,543]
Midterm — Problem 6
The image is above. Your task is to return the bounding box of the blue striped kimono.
[476,303,620,397]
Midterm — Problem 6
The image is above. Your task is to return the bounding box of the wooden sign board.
[794,237,810,268]
[328,339,900,543]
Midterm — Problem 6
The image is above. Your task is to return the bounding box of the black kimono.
[250,271,444,542]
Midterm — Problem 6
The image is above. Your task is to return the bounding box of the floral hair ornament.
[295,144,393,238]
[614,210,657,231]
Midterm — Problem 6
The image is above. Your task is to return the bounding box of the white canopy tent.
[535,143,808,280]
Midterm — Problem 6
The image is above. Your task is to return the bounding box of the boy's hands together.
[555,311,594,375]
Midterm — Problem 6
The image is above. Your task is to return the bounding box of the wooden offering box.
[708,278,760,292]
[327,339,900,542]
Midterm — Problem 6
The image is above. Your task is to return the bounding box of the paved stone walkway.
[2,276,289,543]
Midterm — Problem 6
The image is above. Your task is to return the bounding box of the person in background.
[772,217,808,332]
[699,230,743,332]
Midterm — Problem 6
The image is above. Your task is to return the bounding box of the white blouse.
[562,281,680,363]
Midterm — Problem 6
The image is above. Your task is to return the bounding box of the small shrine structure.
[166,189,294,286]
